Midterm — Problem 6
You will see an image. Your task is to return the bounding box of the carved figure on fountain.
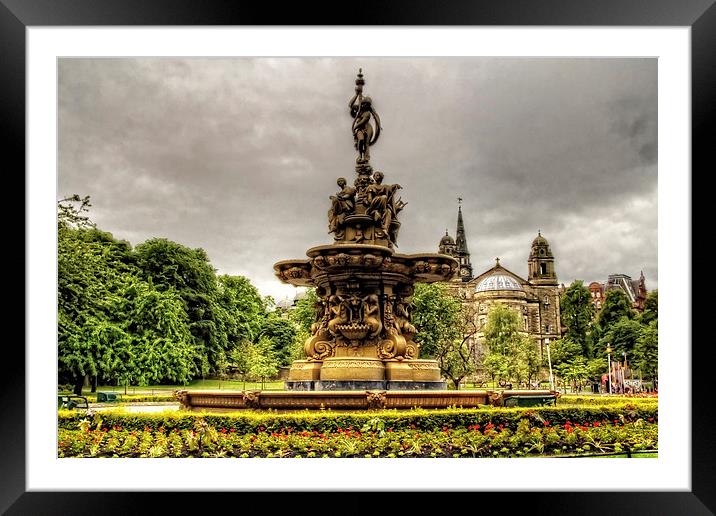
[328,177,356,239]
[348,69,381,164]
[362,293,383,338]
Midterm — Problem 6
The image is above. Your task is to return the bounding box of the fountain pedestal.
[274,70,457,391]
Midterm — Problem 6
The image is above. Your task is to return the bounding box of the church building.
[439,203,562,362]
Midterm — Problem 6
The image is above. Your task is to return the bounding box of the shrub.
[58,404,657,434]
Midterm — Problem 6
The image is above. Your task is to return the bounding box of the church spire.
[454,199,472,282]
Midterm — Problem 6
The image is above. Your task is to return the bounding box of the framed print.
[4,0,713,513]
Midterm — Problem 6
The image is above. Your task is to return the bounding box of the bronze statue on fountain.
[274,69,458,390]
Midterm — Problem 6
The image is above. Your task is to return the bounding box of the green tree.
[259,315,298,367]
[228,334,282,388]
[117,278,197,386]
[482,304,538,386]
[288,288,319,334]
[597,289,635,331]
[640,290,658,325]
[633,320,658,382]
[412,283,462,360]
[554,356,590,393]
[548,337,582,366]
[58,210,136,394]
[133,238,230,376]
[560,280,596,357]
[58,194,95,229]
[599,317,643,359]
[217,275,267,348]
[432,304,481,389]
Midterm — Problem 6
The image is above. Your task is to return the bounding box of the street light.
[606,344,612,395]
[545,338,554,392]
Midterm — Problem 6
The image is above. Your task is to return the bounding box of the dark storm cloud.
[58,57,657,301]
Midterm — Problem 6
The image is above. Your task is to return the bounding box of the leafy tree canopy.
[559,280,596,357]
[598,316,643,359]
[482,304,540,386]
[597,289,634,331]
[640,290,658,325]
[412,283,462,359]
[633,320,658,381]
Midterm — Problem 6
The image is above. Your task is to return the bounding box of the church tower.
[439,229,457,256]
[455,200,473,282]
[527,230,557,286]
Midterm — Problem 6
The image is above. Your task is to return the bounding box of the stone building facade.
[439,206,562,370]
[588,272,648,311]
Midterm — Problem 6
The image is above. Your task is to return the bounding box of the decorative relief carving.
[173,389,189,409]
[304,329,335,361]
[321,360,383,369]
[242,391,261,408]
[365,390,387,409]
[407,362,439,370]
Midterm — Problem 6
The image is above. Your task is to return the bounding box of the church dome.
[476,273,523,292]
[439,232,455,246]
[532,232,549,247]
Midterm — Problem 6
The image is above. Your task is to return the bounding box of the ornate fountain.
[173,70,560,410]
[274,70,458,390]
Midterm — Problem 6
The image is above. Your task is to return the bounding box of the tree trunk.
[90,376,98,393]
[452,378,460,390]
[73,376,84,396]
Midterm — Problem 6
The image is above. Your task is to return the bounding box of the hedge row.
[57,418,658,458]
[59,404,657,434]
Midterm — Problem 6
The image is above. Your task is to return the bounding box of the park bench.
[487,389,559,407]
[503,394,557,407]
[57,395,89,410]
[97,391,121,402]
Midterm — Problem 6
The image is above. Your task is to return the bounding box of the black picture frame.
[3,1,712,513]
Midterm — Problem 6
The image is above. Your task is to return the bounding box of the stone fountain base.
[173,388,560,412]
[284,357,446,391]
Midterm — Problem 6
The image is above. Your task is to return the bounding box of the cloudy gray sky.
[58,57,657,302]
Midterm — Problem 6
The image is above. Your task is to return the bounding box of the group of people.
[328,172,406,245]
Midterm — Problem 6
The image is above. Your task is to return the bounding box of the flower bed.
[58,405,657,458]
[58,417,657,458]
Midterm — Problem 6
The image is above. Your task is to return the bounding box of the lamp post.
[606,344,612,395]
[545,338,554,392]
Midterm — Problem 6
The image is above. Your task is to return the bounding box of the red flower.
[543,421,549,426]
[593,422,600,427]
